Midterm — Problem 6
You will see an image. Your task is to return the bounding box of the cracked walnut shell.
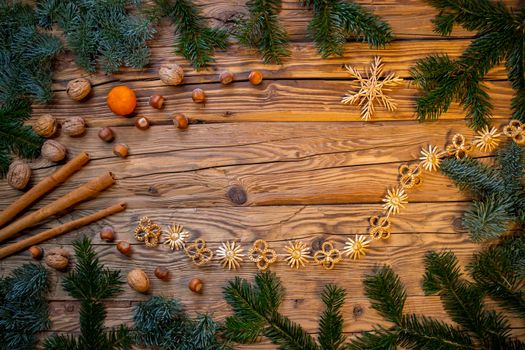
[7,160,31,190]
[66,78,91,101]
[159,63,184,86]
[62,116,86,137]
[45,248,70,271]
[33,114,58,138]
[41,140,66,162]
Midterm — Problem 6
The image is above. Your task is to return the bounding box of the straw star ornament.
[420,145,444,172]
[343,235,370,260]
[163,224,189,251]
[284,241,311,269]
[473,126,501,152]
[216,241,244,270]
[341,56,403,120]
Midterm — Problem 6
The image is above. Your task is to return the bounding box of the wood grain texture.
[2,0,524,348]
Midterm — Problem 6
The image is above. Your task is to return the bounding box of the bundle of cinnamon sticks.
[0,152,126,259]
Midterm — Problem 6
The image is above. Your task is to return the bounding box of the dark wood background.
[0,1,523,348]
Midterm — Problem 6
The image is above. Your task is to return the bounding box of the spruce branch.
[0,1,61,104]
[0,101,43,176]
[349,254,525,350]
[318,285,346,350]
[133,296,230,350]
[303,0,393,58]
[37,0,155,74]
[413,0,525,129]
[0,263,50,350]
[469,236,525,319]
[148,0,228,69]
[223,271,320,350]
[44,236,132,350]
[441,142,525,241]
[236,0,290,64]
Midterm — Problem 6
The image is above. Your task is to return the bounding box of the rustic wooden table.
[0,0,523,348]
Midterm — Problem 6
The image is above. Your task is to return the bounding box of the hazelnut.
[33,114,58,138]
[99,226,115,242]
[29,245,43,260]
[219,71,234,85]
[116,241,132,255]
[127,268,150,294]
[154,266,170,281]
[173,113,188,129]
[62,116,86,137]
[7,160,31,190]
[149,94,165,109]
[66,78,91,101]
[159,63,184,86]
[41,140,67,162]
[192,88,206,103]
[113,143,129,158]
[45,248,70,271]
[98,127,114,142]
[135,117,150,130]
[188,278,203,293]
[249,70,263,85]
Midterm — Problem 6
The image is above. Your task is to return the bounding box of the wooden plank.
[36,77,514,124]
[1,121,492,209]
[50,39,511,85]
[1,202,473,299]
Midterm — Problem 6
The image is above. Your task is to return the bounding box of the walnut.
[45,248,70,271]
[33,114,58,138]
[159,63,184,86]
[66,78,91,101]
[41,140,67,162]
[62,116,86,137]
[127,268,150,293]
[7,160,31,190]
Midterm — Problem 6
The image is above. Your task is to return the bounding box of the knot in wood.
[353,305,364,317]
[227,186,247,205]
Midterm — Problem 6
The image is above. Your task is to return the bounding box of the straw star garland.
[129,120,521,269]
[341,56,403,121]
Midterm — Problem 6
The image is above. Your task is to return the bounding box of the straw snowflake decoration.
[284,241,311,269]
[382,187,408,215]
[343,235,370,260]
[419,145,444,172]
[216,241,244,270]
[341,56,403,120]
[163,224,189,251]
[473,126,501,152]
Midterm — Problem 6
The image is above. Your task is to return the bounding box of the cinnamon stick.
[0,172,115,243]
[0,202,126,259]
[0,152,90,227]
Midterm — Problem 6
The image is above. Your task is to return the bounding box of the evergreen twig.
[44,237,132,350]
[147,0,228,69]
[236,0,290,64]
[133,296,230,350]
[412,0,525,129]
[0,101,43,176]
[37,0,155,74]
[348,254,525,350]
[0,263,50,350]
[440,142,525,241]
[0,1,62,104]
[302,0,393,58]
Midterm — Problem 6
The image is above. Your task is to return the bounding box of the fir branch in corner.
[0,1,62,104]
[412,0,524,128]
[37,0,155,74]
[44,237,132,350]
[0,263,50,350]
[148,0,228,69]
[302,0,393,58]
[0,101,43,176]
[236,0,290,64]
